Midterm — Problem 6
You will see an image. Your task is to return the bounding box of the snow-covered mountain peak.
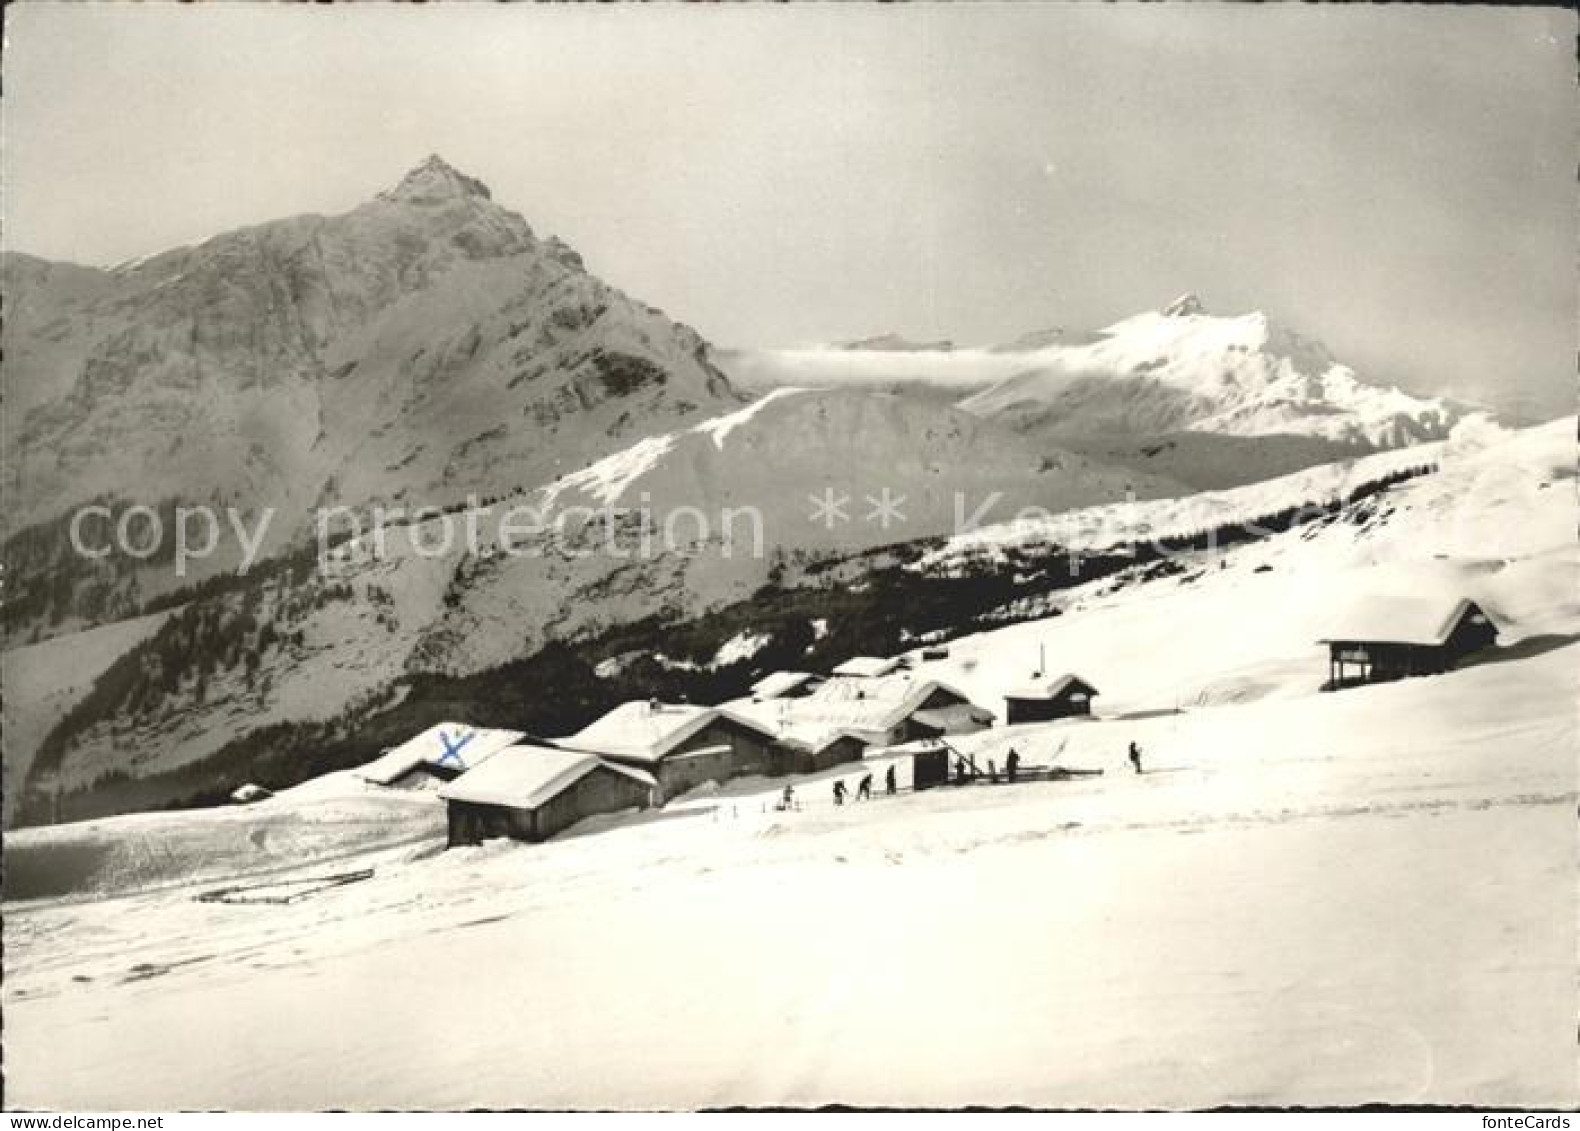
[378,154,495,206]
[3,157,745,555]
[964,302,1497,451]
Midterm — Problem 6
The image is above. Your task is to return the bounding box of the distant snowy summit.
[720,292,1499,454]
[963,293,1499,450]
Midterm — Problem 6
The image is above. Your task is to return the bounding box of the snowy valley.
[4,415,1575,1108]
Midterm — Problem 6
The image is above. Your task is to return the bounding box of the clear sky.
[4,3,1574,417]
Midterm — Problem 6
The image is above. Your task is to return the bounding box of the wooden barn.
[355,723,524,790]
[1003,674,1100,725]
[1320,596,1499,687]
[440,744,655,847]
[775,729,871,775]
[561,701,784,803]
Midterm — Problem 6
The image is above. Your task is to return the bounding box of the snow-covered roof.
[356,723,525,786]
[912,703,995,731]
[1319,596,1493,648]
[750,671,819,699]
[1004,673,1099,701]
[774,724,873,756]
[832,655,904,678]
[560,701,777,763]
[732,674,978,740]
[438,744,655,809]
[560,701,712,761]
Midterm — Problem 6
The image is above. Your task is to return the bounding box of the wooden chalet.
[440,744,654,846]
[1003,674,1099,725]
[1320,596,1498,686]
[560,701,783,803]
[355,723,525,790]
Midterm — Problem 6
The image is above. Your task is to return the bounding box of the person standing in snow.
[833,780,848,806]
[1128,741,1143,774]
[781,784,795,811]
[1006,748,1021,783]
[955,757,968,785]
[885,763,898,796]
[857,773,873,801]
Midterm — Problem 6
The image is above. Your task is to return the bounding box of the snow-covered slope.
[906,417,1577,717]
[5,410,1574,1104]
[534,385,1183,552]
[961,295,1497,450]
[3,769,443,902]
[347,387,1181,677]
[1049,430,1372,491]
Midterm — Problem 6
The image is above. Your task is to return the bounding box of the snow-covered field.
[5,643,1574,1109]
[4,419,1575,1109]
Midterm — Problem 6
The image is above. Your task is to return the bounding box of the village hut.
[1319,596,1498,686]
[354,723,524,790]
[440,744,655,847]
[773,728,872,774]
[559,701,783,803]
[1003,674,1100,725]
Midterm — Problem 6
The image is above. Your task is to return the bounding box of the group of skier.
[780,740,1147,812]
[829,762,899,806]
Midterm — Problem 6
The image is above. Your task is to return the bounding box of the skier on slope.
[885,763,898,796]
[857,772,874,801]
[1006,748,1021,784]
[833,779,848,806]
[1128,741,1144,775]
